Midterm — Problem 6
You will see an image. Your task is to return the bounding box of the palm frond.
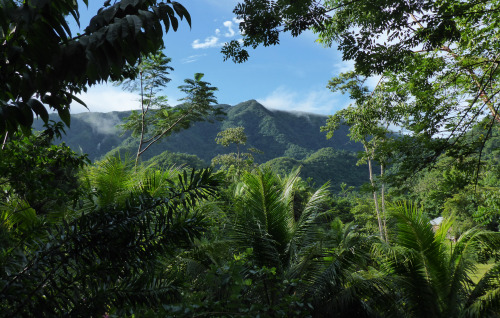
[138,165,181,198]
[292,182,330,251]
[386,202,449,316]
[232,169,293,269]
[383,201,500,317]
[463,251,500,317]
[82,155,137,207]
[0,168,220,317]
[279,166,301,204]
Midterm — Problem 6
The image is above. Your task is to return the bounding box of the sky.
[70,0,362,115]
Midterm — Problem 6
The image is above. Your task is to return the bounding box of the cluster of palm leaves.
[166,168,377,316]
[378,203,500,318]
[0,151,222,317]
[168,168,500,317]
[2,138,500,317]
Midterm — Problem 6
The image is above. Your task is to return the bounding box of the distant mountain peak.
[230,99,272,116]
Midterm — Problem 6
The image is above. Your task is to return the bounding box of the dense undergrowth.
[1,129,500,317]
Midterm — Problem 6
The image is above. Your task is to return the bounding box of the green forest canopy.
[2,0,500,317]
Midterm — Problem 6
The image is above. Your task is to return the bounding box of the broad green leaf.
[106,20,122,43]
[126,15,143,35]
[172,2,191,28]
[15,102,33,128]
[68,93,87,108]
[58,107,71,127]
[27,99,49,123]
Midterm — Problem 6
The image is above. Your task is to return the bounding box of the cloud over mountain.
[258,86,346,115]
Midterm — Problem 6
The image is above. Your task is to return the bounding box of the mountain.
[35,100,361,163]
[33,111,129,160]
[33,100,369,189]
[264,148,367,188]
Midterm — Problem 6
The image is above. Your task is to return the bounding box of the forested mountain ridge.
[35,99,361,163]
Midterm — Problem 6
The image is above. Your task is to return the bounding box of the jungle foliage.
[3,0,500,317]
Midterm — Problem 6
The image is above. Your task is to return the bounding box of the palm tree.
[1,161,222,317]
[159,168,388,317]
[230,167,388,316]
[232,168,327,272]
[308,219,391,317]
[379,202,500,318]
[228,168,329,309]
[81,155,138,207]
[81,154,185,207]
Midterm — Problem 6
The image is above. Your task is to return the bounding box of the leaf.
[194,73,204,81]
[120,0,141,9]
[106,20,122,43]
[172,2,191,28]
[27,99,49,123]
[67,4,81,28]
[86,14,106,33]
[68,94,87,109]
[58,107,71,127]
[4,105,23,134]
[101,4,119,24]
[169,15,178,32]
[161,13,170,34]
[14,101,33,128]
[126,15,143,36]
[54,15,72,40]
[159,3,178,32]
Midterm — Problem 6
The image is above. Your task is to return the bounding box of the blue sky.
[70,0,363,115]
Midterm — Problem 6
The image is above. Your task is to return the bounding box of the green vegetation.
[0,0,191,135]
[34,100,359,163]
[212,126,261,175]
[3,126,500,316]
[117,52,224,166]
[145,151,207,170]
[2,0,500,317]
[264,148,366,189]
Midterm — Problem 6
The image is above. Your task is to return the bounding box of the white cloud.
[223,20,235,37]
[80,112,121,135]
[191,18,243,49]
[181,54,207,64]
[333,60,354,74]
[257,86,348,115]
[332,60,382,90]
[192,36,221,49]
[232,17,243,24]
[70,84,138,113]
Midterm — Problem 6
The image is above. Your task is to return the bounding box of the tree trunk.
[366,145,384,240]
[2,132,8,150]
[381,164,388,242]
[135,69,146,169]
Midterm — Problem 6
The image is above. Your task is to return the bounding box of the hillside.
[33,111,129,160]
[33,100,369,189]
[264,148,367,189]
[35,100,361,163]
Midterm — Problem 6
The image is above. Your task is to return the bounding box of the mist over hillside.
[32,100,370,189]
[35,100,361,163]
